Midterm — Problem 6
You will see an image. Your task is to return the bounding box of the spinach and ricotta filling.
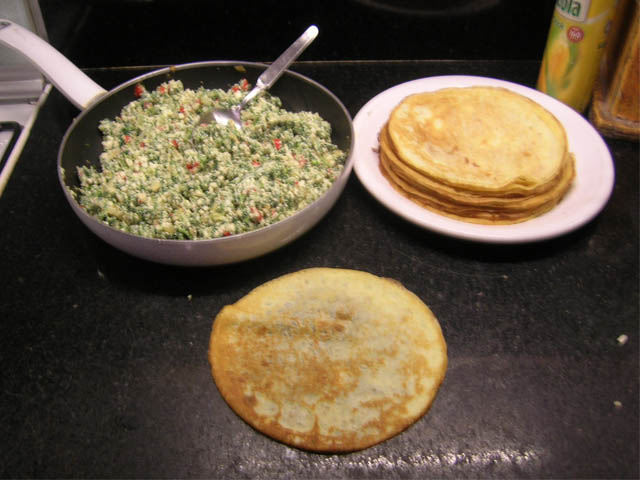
[75,79,346,240]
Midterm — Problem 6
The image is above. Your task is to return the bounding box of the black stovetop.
[38,0,556,67]
[1,1,638,478]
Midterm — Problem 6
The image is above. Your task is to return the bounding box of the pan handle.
[0,19,107,110]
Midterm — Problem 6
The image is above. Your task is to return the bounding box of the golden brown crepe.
[380,86,575,224]
[209,268,447,452]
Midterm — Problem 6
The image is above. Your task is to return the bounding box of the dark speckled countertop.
[1,1,638,478]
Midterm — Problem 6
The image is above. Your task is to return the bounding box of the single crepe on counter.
[380,86,576,224]
[208,268,447,452]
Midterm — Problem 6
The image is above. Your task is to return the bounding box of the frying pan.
[0,20,354,266]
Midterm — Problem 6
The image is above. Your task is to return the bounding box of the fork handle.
[241,25,319,107]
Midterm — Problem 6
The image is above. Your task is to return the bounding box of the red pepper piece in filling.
[250,206,264,223]
[273,138,282,150]
[294,154,307,167]
[134,84,145,98]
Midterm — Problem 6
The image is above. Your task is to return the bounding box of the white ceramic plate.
[353,75,615,243]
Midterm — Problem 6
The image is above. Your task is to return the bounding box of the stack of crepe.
[379,86,575,224]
